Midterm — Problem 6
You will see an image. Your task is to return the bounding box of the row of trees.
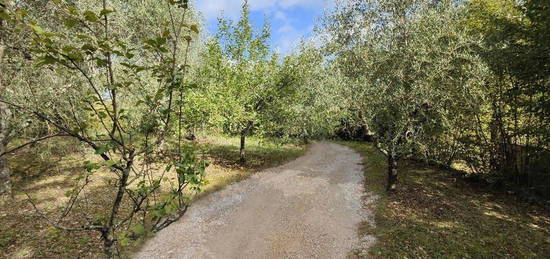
[185,1,343,162]
[0,0,339,256]
[1,0,548,256]
[321,0,549,196]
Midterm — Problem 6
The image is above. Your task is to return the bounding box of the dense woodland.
[0,0,549,257]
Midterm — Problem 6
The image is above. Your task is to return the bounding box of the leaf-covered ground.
[0,136,304,258]
[345,142,550,258]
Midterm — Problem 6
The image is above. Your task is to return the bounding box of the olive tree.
[324,0,489,191]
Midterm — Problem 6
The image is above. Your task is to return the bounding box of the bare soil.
[135,142,375,259]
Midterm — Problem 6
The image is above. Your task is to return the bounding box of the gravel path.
[135,142,375,259]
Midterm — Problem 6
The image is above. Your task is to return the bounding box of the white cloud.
[196,0,329,21]
[250,0,278,10]
[196,0,241,21]
[278,0,322,9]
[196,0,275,21]
[195,0,333,55]
[275,24,303,54]
[274,11,288,22]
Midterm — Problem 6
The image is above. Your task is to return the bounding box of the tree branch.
[0,133,69,157]
[0,98,124,171]
[25,192,104,232]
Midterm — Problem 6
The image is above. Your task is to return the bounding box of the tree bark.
[239,132,246,164]
[239,121,254,164]
[0,43,11,198]
[102,153,134,258]
[0,137,10,198]
[387,149,398,192]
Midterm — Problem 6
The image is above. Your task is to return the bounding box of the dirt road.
[135,142,374,259]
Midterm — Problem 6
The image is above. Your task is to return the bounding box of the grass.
[194,135,306,200]
[344,142,550,258]
[0,135,305,258]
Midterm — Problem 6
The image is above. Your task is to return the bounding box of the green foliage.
[175,145,208,190]
[190,1,302,162]
[1,0,208,256]
[264,42,344,139]
[462,0,550,193]
[208,1,277,138]
[322,0,550,195]
[325,0,489,159]
[3,0,550,256]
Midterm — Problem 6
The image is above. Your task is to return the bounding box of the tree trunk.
[102,153,134,258]
[0,44,10,199]
[0,140,10,198]
[239,133,246,164]
[387,150,398,192]
[102,234,115,259]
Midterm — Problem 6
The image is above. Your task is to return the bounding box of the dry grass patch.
[195,135,306,200]
[344,142,550,258]
[0,136,305,258]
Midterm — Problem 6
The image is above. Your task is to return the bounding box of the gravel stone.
[135,142,375,259]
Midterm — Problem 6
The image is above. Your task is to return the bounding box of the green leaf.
[118,235,130,247]
[64,190,73,197]
[96,58,109,67]
[29,24,45,35]
[0,11,10,21]
[144,39,156,47]
[190,24,199,34]
[81,43,96,52]
[103,160,117,167]
[36,55,58,67]
[67,7,78,15]
[98,111,107,119]
[76,34,92,40]
[62,45,76,54]
[185,83,198,89]
[152,207,166,218]
[156,37,167,46]
[83,10,99,23]
[95,145,109,155]
[64,18,79,29]
[135,66,147,73]
[100,9,115,16]
[130,224,145,236]
[125,52,135,59]
[84,161,101,172]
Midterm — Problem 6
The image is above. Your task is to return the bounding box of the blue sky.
[195,0,333,55]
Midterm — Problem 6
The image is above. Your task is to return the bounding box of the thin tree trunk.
[387,149,398,192]
[102,153,134,258]
[239,132,246,164]
[489,101,501,175]
[239,121,253,164]
[0,139,10,198]
[0,44,10,199]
